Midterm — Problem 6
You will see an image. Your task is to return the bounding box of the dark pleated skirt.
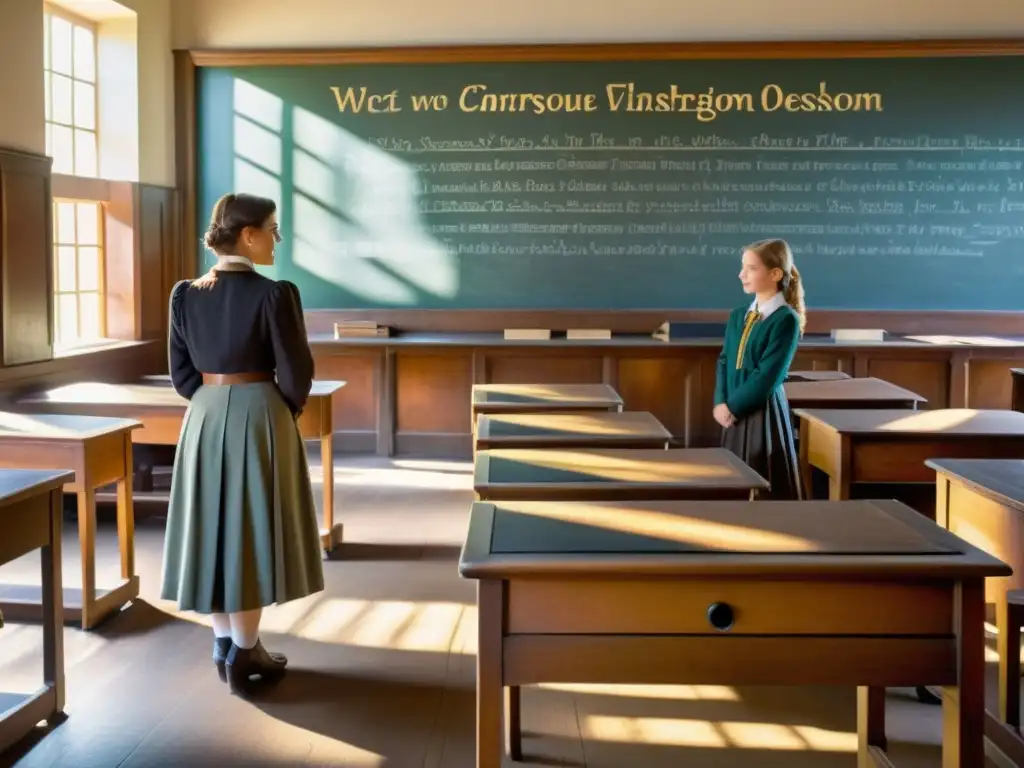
[160,382,325,614]
[722,387,804,500]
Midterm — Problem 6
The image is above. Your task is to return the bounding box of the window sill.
[53,338,151,359]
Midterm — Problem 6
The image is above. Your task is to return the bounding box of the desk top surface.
[472,383,622,408]
[0,468,75,506]
[19,379,345,408]
[476,411,670,443]
[474,447,769,490]
[785,371,852,382]
[784,377,927,403]
[927,458,1024,512]
[0,411,140,440]
[792,408,1024,436]
[459,498,1011,579]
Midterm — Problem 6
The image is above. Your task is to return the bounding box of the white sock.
[229,608,262,649]
[210,613,232,639]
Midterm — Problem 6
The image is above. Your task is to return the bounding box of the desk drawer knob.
[707,602,735,632]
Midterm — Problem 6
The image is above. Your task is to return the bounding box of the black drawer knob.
[707,602,735,632]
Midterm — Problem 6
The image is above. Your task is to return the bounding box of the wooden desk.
[0,413,139,630]
[17,380,346,553]
[459,497,1007,767]
[474,447,769,501]
[475,411,671,452]
[784,377,926,410]
[0,469,70,753]
[928,458,1024,758]
[786,370,852,382]
[1012,369,1024,412]
[794,408,1024,501]
[471,383,623,416]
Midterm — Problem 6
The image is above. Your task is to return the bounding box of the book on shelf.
[334,321,391,338]
[503,328,552,340]
[831,328,886,342]
[566,328,612,340]
[652,321,727,341]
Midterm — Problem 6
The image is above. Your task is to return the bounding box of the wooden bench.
[0,413,140,630]
[17,380,346,554]
[0,469,71,753]
[459,497,1007,767]
[474,411,671,452]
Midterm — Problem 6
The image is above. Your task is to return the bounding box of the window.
[44,6,98,177]
[53,199,105,347]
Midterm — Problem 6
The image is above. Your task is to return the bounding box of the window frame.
[43,2,100,179]
[52,196,108,350]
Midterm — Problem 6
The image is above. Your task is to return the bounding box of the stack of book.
[333,321,391,338]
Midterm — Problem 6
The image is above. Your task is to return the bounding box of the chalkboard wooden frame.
[173,39,1024,328]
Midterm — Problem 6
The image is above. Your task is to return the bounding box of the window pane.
[57,293,78,343]
[44,72,51,121]
[79,293,101,340]
[50,16,72,76]
[51,74,72,125]
[74,129,97,177]
[78,247,100,291]
[76,203,99,245]
[51,125,74,174]
[73,81,95,130]
[45,123,52,158]
[44,13,50,69]
[55,202,76,244]
[73,26,95,83]
[56,246,77,292]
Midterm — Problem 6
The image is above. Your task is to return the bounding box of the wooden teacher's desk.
[474,411,671,452]
[0,469,71,753]
[473,447,769,502]
[783,376,926,411]
[459,497,1007,768]
[794,408,1024,501]
[0,413,140,630]
[17,380,346,553]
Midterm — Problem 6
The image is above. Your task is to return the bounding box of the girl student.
[712,238,806,500]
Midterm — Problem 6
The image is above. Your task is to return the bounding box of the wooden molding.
[173,49,198,280]
[183,39,1024,67]
[304,308,1024,337]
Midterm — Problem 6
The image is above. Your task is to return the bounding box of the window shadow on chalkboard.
[231,77,457,305]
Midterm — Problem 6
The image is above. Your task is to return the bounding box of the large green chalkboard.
[194,49,1024,310]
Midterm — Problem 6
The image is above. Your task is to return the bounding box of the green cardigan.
[713,302,800,420]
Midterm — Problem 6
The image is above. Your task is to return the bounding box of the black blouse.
[168,269,315,414]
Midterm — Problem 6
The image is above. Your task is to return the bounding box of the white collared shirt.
[748,292,786,319]
[215,254,255,270]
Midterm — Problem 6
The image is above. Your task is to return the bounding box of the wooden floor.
[0,455,1014,767]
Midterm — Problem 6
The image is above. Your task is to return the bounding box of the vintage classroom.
[4,1,1024,767]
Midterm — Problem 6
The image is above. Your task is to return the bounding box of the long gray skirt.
[160,382,325,614]
[722,388,804,501]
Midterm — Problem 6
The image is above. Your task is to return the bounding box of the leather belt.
[202,372,274,386]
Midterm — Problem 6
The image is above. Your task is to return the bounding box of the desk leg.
[477,580,503,768]
[998,591,1024,728]
[943,579,986,767]
[42,488,65,717]
[76,489,97,631]
[506,686,522,760]
[798,419,813,500]
[857,686,887,767]
[117,436,136,582]
[319,431,343,554]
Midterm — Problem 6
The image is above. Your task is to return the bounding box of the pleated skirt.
[722,387,804,501]
[160,382,325,614]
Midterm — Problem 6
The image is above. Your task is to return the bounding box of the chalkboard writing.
[195,55,1024,311]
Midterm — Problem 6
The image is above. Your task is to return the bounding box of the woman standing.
[161,192,325,696]
[712,238,806,500]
